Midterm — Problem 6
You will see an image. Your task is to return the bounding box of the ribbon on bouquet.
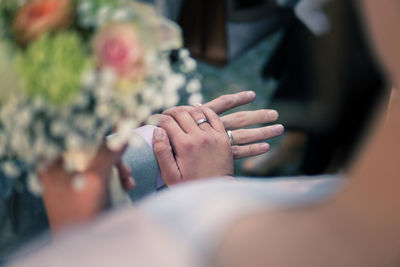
[122,125,165,201]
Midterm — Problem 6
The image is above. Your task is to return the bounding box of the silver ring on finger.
[196,118,208,126]
[227,130,234,145]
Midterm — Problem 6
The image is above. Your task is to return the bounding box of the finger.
[231,143,270,159]
[163,107,199,133]
[116,161,136,191]
[146,114,162,126]
[203,91,256,114]
[152,127,182,185]
[196,104,226,132]
[90,143,128,174]
[221,109,279,130]
[158,114,186,143]
[188,107,212,132]
[231,124,284,145]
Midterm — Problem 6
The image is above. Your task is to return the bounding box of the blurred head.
[360,0,400,89]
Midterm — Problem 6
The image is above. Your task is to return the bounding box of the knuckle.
[168,107,180,117]
[153,143,169,155]
[160,115,172,125]
[220,95,234,110]
[231,145,239,156]
[235,112,247,126]
[257,110,268,122]
[174,106,188,114]
[262,127,271,137]
[162,107,175,115]
[191,108,204,117]
[199,134,211,146]
[181,140,194,151]
[248,144,257,155]
[233,129,245,143]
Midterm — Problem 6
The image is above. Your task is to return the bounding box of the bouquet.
[0,0,202,194]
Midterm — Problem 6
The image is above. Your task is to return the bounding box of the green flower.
[0,41,22,102]
[15,32,92,104]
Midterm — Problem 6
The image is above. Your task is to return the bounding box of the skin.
[215,1,400,266]
[39,145,126,233]
[40,91,283,232]
[153,105,234,185]
[118,91,283,189]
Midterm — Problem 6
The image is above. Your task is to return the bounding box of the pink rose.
[93,23,147,81]
[13,0,73,44]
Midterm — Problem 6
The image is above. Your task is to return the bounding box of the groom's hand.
[203,91,284,159]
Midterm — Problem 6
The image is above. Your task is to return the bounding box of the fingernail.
[194,103,202,107]
[272,124,284,135]
[154,128,164,140]
[267,110,279,121]
[260,143,270,152]
[247,91,256,100]
[128,176,136,188]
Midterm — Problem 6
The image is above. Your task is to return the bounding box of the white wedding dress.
[8,176,344,267]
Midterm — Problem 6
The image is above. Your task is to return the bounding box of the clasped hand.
[150,91,284,185]
[153,104,234,185]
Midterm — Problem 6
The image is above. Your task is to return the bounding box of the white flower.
[118,119,136,137]
[150,94,164,109]
[188,93,203,106]
[165,73,185,92]
[129,134,143,148]
[63,149,93,172]
[33,137,47,156]
[2,161,20,178]
[28,174,43,196]
[111,9,130,21]
[182,57,197,72]
[179,48,190,59]
[136,104,151,121]
[106,134,126,152]
[186,79,201,93]
[51,120,67,136]
[81,16,94,27]
[71,173,87,192]
[0,135,7,154]
[96,103,111,118]
[78,1,92,14]
[142,87,156,102]
[12,132,30,156]
[43,144,59,163]
[164,92,179,107]
[100,68,117,88]
[122,98,139,116]
[146,115,160,126]
[82,69,97,88]
[97,6,112,26]
[66,134,83,150]
[16,108,32,128]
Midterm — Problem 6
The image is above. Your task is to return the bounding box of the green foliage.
[15,32,92,104]
[0,0,25,40]
[73,0,122,8]
[0,41,23,102]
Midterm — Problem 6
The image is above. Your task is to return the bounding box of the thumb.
[116,161,136,191]
[153,127,182,185]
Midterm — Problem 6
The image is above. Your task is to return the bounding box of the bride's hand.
[38,144,127,232]
[153,105,234,185]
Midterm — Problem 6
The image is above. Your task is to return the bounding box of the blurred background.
[144,0,387,178]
